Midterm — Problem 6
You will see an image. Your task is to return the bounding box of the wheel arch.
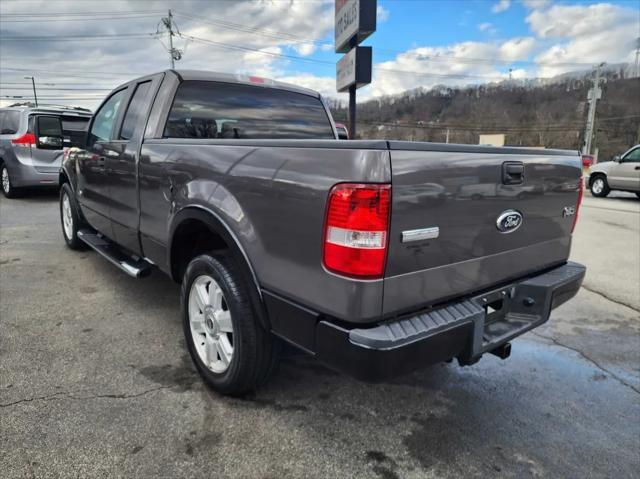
[168,206,269,329]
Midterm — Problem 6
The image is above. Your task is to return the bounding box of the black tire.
[59,183,86,250]
[1,163,22,198]
[589,175,610,197]
[181,253,278,396]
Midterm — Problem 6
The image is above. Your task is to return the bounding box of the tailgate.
[383,142,582,316]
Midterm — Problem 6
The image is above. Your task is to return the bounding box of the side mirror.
[613,155,621,162]
[35,116,64,150]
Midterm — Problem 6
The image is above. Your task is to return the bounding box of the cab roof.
[118,70,322,99]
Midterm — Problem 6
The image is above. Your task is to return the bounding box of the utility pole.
[582,63,604,157]
[161,10,182,69]
[635,37,640,78]
[24,76,37,106]
[445,128,450,143]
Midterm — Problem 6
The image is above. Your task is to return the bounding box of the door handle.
[502,162,524,185]
[635,166,640,170]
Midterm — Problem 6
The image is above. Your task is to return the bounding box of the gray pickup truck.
[60,70,586,395]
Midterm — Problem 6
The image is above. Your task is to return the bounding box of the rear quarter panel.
[138,139,391,321]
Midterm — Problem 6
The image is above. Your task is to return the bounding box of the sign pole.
[335,0,376,140]
[349,84,356,139]
[348,35,357,139]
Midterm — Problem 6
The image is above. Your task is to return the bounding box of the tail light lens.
[11,133,36,147]
[323,183,391,279]
[572,177,584,233]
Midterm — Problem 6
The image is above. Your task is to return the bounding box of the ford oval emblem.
[496,210,523,233]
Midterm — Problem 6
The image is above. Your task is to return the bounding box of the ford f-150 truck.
[59,70,586,395]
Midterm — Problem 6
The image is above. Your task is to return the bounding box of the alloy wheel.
[1,167,10,194]
[188,275,234,373]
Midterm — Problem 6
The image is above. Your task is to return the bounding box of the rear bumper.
[6,159,59,187]
[265,261,586,381]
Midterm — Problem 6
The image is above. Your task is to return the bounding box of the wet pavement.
[1,190,639,478]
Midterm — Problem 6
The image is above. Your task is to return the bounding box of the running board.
[77,230,153,278]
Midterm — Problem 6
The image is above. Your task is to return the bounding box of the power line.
[0,67,148,76]
[0,10,164,17]
[0,87,112,91]
[0,33,158,41]
[180,32,509,81]
[0,14,160,23]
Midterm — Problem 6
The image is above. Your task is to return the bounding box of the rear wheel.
[181,253,278,396]
[1,163,21,198]
[59,183,86,250]
[590,175,610,197]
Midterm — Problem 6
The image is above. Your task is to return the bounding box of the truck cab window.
[89,89,126,144]
[164,81,335,140]
[120,81,152,140]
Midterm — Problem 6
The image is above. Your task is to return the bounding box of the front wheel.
[590,175,610,197]
[59,183,86,250]
[181,253,278,396]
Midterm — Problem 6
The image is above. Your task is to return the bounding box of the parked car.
[59,70,585,395]
[588,145,640,198]
[0,104,91,198]
[335,122,349,140]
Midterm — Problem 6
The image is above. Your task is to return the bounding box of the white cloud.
[527,3,638,76]
[278,73,340,100]
[499,37,536,60]
[368,39,536,98]
[292,43,317,56]
[478,23,493,32]
[521,0,550,9]
[377,5,390,23]
[492,0,511,14]
[0,0,334,109]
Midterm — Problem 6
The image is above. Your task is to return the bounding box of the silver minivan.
[588,145,640,198]
[0,104,92,198]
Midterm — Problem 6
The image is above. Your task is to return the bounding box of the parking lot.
[1,191,639,478]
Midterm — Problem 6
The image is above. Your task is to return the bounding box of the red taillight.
[572,177,584,233]
[11,133,36,147]
[323,183,391,279]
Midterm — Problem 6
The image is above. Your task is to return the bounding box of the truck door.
[78,88,127,238]
[106,75,161,255]
[608,147,640,191]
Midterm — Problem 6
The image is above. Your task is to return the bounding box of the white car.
[588,145,640,198]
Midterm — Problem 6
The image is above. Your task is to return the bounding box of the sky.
[0,0,638,109]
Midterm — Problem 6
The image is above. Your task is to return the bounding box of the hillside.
[330,73,640,161]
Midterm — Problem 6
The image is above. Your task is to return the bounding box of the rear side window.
[61,117,90,132]
[89,89,126,143]
[120,81,152,140]
[1,111,20,135]
[38,116,63,136]
[164,81,334,140]
[62,116,90,148]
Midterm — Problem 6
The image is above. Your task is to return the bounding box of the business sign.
[337,46,372,92]
[335,0,377,53]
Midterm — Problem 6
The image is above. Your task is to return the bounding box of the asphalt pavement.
[1,189,639,479]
